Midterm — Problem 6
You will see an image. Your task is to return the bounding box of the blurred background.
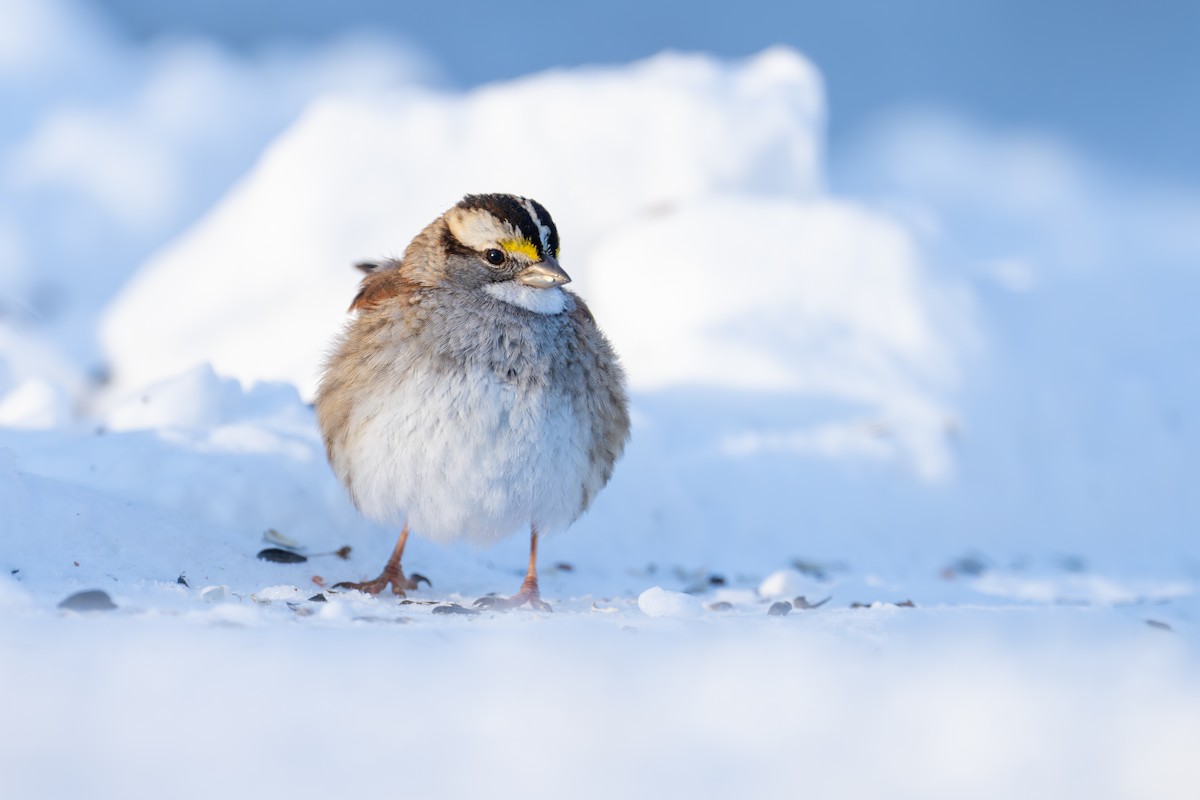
[2,0,1198,577]
[89,0,1200,185]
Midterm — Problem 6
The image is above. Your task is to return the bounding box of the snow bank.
[99,47,968,479]
[0,0,429,376]
[838,112,1200,561]
[588,196,965,480]
[2,367,376,587]
[0,324,85,428]
[100,49,828,400]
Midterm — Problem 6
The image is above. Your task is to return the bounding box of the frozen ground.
[3,2,1200,797]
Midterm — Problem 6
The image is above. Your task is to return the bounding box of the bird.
[315,193,629,611]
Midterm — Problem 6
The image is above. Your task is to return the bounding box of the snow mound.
[2,0,429,371]
[100,47,968,478]
[101,49,826,401]
[589,196,964,479]
[98,47,825,398]
[0,324,86,429]
[102,362,308,433]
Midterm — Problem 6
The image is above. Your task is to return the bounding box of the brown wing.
[349,268,417,312]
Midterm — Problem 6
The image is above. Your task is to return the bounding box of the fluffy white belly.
[342,363,590,543]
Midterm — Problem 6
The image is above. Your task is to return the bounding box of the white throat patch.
[483,282,567,315]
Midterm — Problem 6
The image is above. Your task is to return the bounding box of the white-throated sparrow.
[316,194,629,610]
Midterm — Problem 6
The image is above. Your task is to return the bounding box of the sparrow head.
[431,193,571,313]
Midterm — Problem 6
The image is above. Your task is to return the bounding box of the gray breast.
[430,289,577,394]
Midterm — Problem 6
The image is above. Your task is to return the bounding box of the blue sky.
[91,0,1200,187]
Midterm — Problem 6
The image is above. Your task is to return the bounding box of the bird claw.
[332,578,389,595]
[473,589,553,613]
[333,569,429,597]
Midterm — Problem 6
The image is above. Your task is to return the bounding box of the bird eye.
[484,249,506,266]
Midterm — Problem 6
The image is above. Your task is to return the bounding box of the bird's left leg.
[474,524,553,612]
[333,525,430,596]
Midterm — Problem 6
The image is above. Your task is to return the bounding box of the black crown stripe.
[457,194,558,259]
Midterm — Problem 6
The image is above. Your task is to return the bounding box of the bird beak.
[516,257,571,288]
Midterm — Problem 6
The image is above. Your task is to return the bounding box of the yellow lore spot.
[498,238,540,261]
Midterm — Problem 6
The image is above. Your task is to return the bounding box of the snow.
[99,46,825,401]
[6,609,1195,798]
[2,0,429,375]
[3,2,1200,797]
[637,585,705,618]
[757,568,816,599]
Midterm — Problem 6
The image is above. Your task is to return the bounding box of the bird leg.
[474,525,553,612]
[333,526,430,596]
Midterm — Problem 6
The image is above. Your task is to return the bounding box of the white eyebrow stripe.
[519,197,553,253]
[446,207,519,250]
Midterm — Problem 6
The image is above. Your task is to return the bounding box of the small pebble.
[791,560,830,581]
[256,548,307,564]
[943,554,989,578]
[200,585,228,603]
[707,601,734,612]
[58,589,117,612]
[767,601,792,616]
[432,603,480,616]
[264,528,304,549]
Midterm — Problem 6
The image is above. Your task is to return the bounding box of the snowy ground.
[3,2,1200,797]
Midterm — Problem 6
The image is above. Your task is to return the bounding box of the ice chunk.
[637,586,703,619]
[758,568,809,599]
[250,585,308,604]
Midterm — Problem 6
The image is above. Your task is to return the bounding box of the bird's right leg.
[473,524,553,611]
[333,525,430,596]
